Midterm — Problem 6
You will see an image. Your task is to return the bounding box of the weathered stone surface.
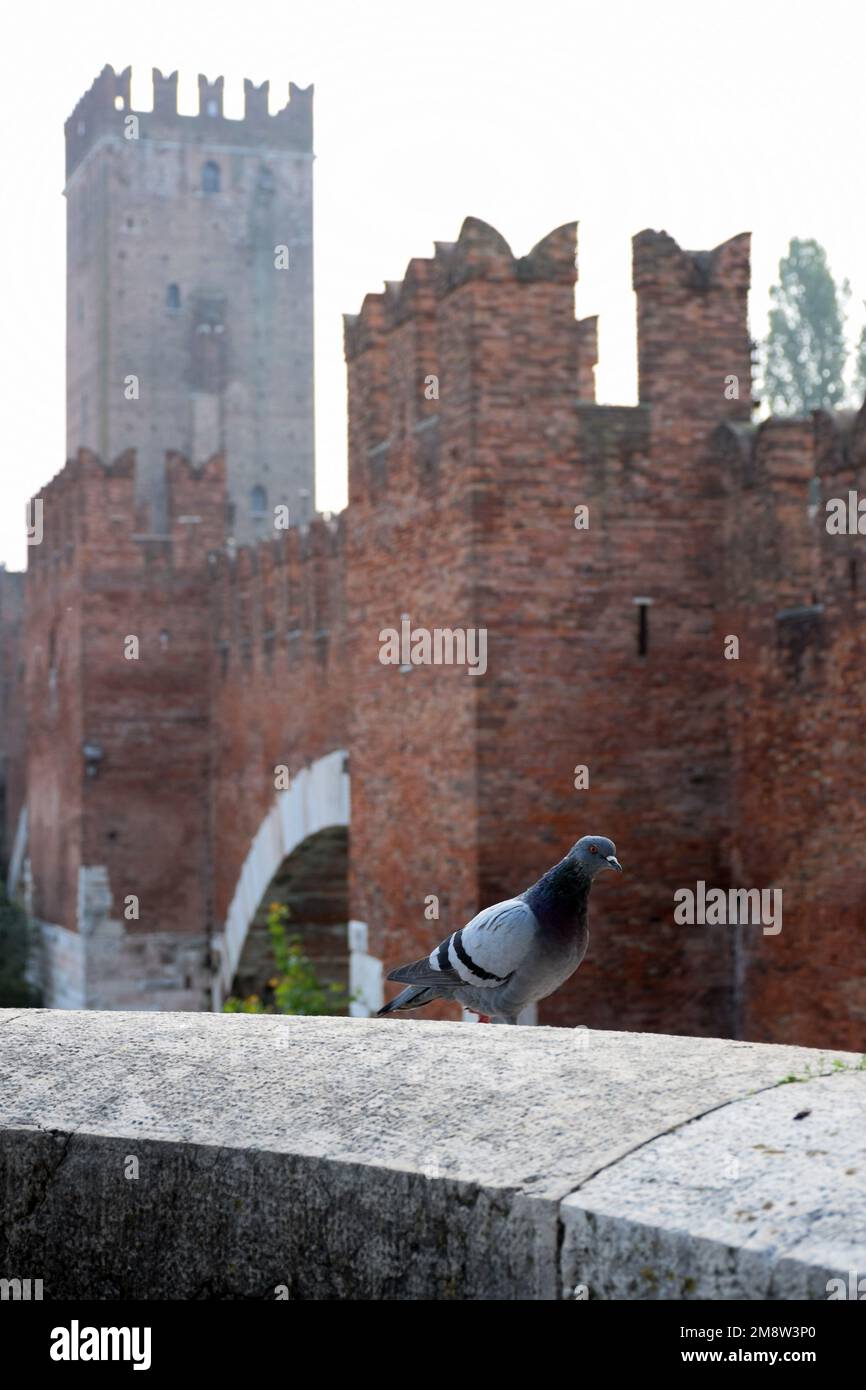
[0,1010,861,1299]
[561,1068,866,1300]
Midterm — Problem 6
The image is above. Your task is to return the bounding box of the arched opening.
[230,825,349,1008]
[250,484,267,521]
[212,750,350,1010]
[202,160,221,194]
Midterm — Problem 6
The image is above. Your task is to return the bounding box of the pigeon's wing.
[387,898,538,990]
[386,943,463,987]
[451,897,538,988]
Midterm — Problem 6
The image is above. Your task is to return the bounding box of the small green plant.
[776,1054,866,1085]
[0,885,41,1007]
[223,902,353,1016]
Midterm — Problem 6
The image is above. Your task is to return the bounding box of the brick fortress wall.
[345,218,864,1044]
[17,217,866,1043]
[716,409,866,1047]
[24,450,223,1008]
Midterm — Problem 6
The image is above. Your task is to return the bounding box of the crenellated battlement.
[342,218,588,517]
[26,445,346,679]
[65,64,313,180]
[208,511,345,588]
[632,228,751,292]
[27,449,228,574]
[209,513,346,671]
[27,449,141,573]
[343,217,578,360]
[632,228,753,429]
[713,402,866,491]
[708,401,866,621]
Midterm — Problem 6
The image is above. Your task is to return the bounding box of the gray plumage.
[377,834,622,1024]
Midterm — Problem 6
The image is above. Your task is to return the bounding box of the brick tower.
[64,65,315,540]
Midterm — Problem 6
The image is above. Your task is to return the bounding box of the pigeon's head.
[569,835,623,877]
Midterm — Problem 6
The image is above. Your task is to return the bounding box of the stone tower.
[64,65,315,540]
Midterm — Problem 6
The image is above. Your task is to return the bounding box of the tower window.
[202,161,221,194]
[166,283,181,310]
[250,485,267,519]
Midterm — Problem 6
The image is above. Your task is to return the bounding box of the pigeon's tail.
[376,984,436,1017]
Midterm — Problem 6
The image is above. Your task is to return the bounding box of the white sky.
[1,0,864,569]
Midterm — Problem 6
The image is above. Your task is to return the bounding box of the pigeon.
[377,835,622,1025]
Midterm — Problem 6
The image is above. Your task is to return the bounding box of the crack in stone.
[552,1064,851,1300]
[14,1124,82,1228]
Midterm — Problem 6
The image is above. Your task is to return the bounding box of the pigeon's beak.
[606,855,623,873]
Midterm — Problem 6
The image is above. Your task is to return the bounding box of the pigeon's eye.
[589,845,598,854]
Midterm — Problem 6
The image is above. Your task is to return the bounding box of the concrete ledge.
[0,1009,863,1300]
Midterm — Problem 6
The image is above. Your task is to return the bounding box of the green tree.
[0,886,41,1007]
[855,315,866,403]
[763,238,849,415]
[223,902,353,1015]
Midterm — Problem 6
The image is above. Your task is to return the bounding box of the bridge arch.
[213,750,349,1009]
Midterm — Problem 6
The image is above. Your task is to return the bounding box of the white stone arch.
[212,749,350,1009]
